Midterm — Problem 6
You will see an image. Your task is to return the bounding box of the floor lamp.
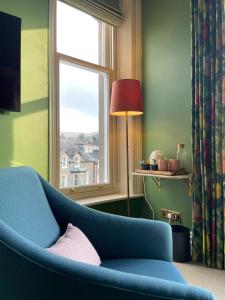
[110,79,143,216]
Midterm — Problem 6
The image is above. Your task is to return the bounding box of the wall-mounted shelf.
[132,170,192,220]
[132,170,192,195]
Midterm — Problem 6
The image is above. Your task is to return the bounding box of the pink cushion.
[47,223,101,266]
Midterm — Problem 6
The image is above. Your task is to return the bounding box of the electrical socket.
[160,209,181,222]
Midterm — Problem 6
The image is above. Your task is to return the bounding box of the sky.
[57,1,104,133]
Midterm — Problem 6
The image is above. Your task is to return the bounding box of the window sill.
[74,193,144,206]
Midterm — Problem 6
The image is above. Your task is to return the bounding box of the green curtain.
[192,0,225,269]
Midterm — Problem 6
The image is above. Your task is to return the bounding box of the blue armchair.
[0,167,216,300]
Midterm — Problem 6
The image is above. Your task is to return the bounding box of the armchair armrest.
[40,177,172,262]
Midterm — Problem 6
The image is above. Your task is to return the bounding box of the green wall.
[142,0,192,227]
[0,0,49,178]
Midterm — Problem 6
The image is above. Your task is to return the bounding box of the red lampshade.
[110,79,143,116]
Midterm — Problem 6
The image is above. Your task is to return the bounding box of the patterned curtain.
[192,0,225,269]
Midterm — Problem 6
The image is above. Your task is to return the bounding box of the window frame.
[49,0,118,199]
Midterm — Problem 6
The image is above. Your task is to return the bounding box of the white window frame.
[49,0,118,199]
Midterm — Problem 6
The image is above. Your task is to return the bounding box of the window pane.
[59,60,109,188]
[57,1,101,65]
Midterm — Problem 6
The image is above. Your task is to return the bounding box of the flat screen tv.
[0,11,21,112]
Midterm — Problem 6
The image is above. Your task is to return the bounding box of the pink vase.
[158,159,168,171]
[168,159,180,172]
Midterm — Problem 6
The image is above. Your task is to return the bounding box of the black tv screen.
[0,11,21,112]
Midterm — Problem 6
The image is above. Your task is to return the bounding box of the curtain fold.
[192,0,225,269]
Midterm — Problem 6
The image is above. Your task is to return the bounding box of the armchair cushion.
[47,223,101,266]
[101,259,186,284]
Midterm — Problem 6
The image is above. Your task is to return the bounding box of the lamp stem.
[125,112,130,216]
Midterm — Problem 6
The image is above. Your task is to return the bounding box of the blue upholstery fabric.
[101,259,187,284]
[0,167,60,247]
[0,167,217,300]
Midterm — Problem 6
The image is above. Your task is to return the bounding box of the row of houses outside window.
[60,134,99,188]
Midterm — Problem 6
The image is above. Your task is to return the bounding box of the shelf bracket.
[184,177,193,196]
[151,176,192,196]
[151,177,161,191]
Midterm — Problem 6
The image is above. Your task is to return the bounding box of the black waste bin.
[171,225,191,262]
